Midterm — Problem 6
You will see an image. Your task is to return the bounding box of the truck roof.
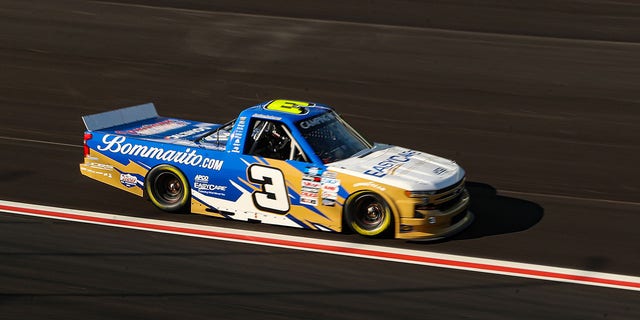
[81,100,332,142]
[240,100,334,124]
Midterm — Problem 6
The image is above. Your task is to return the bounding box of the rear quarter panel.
[81,132,227,197]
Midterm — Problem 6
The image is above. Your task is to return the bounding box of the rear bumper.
[80,153,145,197]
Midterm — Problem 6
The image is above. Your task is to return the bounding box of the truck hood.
[328,144,465,191]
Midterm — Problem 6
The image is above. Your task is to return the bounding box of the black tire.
[344,191,393,237]
[145,165,190,212]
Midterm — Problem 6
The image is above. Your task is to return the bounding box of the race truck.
[80,99,472,240]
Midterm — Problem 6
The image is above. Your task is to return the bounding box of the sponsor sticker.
[299,113,333,129]
[300,197,318,206]
[120,173,139,188]
[81,167,112,178]
[300,172,322,207]
[353,181,386,192]
[321,177,340,206]
[322,171,337,179]
[363,149,420,178]
[321,178,340,186]
[322,199,336,206]
[300,191,318,198]
[306,167,323,176]
[433,167,448,175]
[322,185,339,193]
[86,162,113,171]
[116,119,189,136]
[321,193,337,201]
[165,126,212,139]
[302,180,321,189]
[97,135,224,170]
[301,186,319,193]
[194,174,227,195]
[253,113,282,121]
[231,117,246,153]
[194,183,227,192]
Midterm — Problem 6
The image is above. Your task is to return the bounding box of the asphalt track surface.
[0,0,639,319]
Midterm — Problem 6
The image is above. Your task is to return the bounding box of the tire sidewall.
[344,191,393,237]
[145,165,190,212]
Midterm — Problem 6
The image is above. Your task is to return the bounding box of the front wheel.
[344,191,393,237]
[145,165,190,212]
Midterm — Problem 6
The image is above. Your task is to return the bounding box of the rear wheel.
[145,165,190,212]
[344,191,392,237]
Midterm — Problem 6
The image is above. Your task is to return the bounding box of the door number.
[248,164,290,214]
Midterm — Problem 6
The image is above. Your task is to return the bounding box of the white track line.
[0,136,81,148]
[1,200,639,292]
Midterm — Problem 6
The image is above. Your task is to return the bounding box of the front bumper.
[395,190,473,240]
[397,210,474,241]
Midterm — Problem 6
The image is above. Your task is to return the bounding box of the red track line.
[1,203,639,291]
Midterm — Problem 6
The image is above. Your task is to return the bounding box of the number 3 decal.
[248,164,290,214]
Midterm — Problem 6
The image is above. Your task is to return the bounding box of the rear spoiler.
[82,103,158,131]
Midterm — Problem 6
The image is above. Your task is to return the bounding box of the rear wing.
[82,103,158,131]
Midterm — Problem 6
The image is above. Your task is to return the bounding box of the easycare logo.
[363,149,419,178]
[97,134,223,170]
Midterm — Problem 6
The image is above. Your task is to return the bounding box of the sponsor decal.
[231,117,247,153]
[320,174,340,207]
[116,119,189,136]
[322,171,337,179]
[300,197,318,206]
[253,113,282,121]
[97,135,224,170]
[80,166,112,178]
[301,186,319,193]
[165,126,212,139]
[231,138,241,153]
[86,162,114,171]
[321,193,337,201]
[302,180,321,189]
[300,176,320,207]
[353,181,386,192]
[306,167,323,176]
[363,149,420,178]
[321,199,336,206]
[299,113,333,129]
[194,183,227,192]
[322,185,339,193]
[300,167,328,207]
[300,191,318,198]
[321,178,339,186]
[433,167,448,175]
[119,173,139,188]
[194,174,227,196]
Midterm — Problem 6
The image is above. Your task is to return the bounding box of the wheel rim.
[155,172,183,204]
[353,195,386,230]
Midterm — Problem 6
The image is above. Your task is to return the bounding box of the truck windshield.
[296,111,372,163]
